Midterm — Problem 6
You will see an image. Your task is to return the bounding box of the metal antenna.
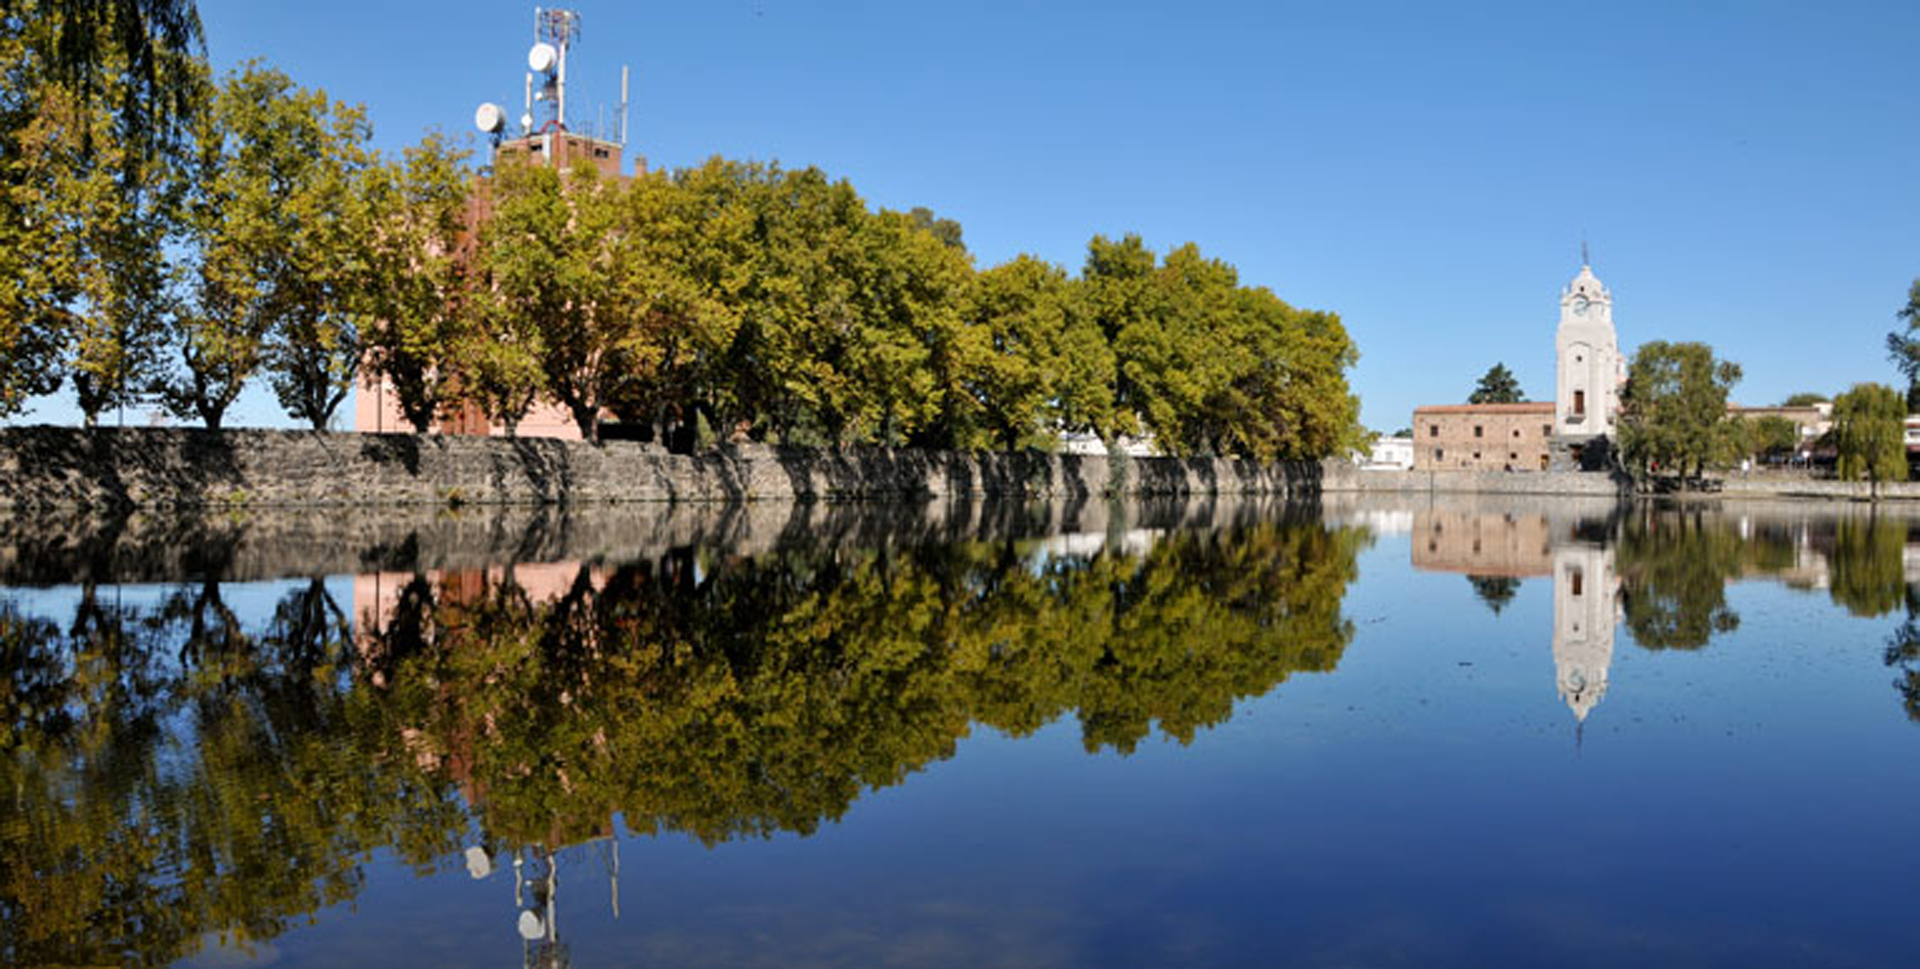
[1581,232,1590,268]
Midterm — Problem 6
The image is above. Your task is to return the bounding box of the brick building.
[1413,402,1556,471]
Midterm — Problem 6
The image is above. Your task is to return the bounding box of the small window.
[1509,452,1517,461]
[1430,425,1439,437]
[1573,390,1586,416]
[1542,424,1551,436]
[1472,451,1481,460]
[1512,429,1521,438]
[1474,425,1484,438]
[1571,570,1584,597]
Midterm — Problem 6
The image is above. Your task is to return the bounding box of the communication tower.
[472,7,636,178]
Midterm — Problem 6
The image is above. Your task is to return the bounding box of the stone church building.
[1414,263,1624,471]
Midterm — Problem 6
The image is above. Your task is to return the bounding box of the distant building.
[1727,402,1832,452]
[1358,435,1415,471]
[1413,262,1625,471]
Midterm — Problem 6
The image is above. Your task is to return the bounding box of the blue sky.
[17,0,1920,431]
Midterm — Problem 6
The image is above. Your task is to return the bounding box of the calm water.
[4,496,1919,967]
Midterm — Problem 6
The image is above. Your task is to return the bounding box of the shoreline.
[3,425,1913,510]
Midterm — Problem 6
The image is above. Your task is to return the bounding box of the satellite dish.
[474,102,505,135]
[517,909,545,940]
[528,42,558,74]
[520,112,534,131]
[464,845,493,879]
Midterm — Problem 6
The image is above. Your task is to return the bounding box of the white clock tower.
[1552,261,1623,467]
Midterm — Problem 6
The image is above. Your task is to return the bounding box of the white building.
[1358,435,1414,471]
[1552,541,1620,723]
[1552,263,1626,468]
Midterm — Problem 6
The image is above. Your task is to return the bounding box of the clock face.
[1573,297,1591,316]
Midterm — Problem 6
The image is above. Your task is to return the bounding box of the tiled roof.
[1413,402,1556,415]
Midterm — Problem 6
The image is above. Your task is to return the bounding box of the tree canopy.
[1468,363,1525,404]
[0,24,1366,458]
[1831,382,1908,495]
[1617,341,1744,480]
[1886,279,1920,410]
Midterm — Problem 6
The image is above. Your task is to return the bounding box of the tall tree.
[1831,382,1908,498]
[0,0,203,162]
[1617,341,1743,481]
[460,159,554,436]
[475,157,656,442]
[1889,279,1920,410]
[1,3,199,421]
[152,65,264,430]
[1468,363,1525,404]
[46,72,176,426]
[360,131,472,433]
[956,255,1114,451]
[1781,391,1829,407]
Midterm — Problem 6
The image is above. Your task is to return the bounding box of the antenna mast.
[529,7,582,131]
[619,65,630,145]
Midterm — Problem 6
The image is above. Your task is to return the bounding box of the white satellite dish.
[528,42,558,74]
[464,845,493,879]
[473,102,505,135]
[517,909,545,940]
[520,112,534,131]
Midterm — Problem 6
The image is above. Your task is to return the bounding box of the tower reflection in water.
[1404,501,1920,728]
[1410,505,1620,723]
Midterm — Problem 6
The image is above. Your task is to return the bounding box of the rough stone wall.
[0,426,1325,511]
[1316,464,1630,497]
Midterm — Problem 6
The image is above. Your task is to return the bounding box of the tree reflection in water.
[0,515,1369,966]
[1410,504,1920,725]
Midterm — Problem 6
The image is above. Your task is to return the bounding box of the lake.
[3,495,1918,967]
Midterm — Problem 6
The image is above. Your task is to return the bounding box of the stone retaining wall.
[0,426,1324,510]
[1316,465,1630,497]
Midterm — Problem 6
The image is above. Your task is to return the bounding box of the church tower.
[1552,261,1623,468]
[1551,542,1619,723]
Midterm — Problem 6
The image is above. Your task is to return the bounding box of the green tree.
[49,78,177,426]
[1781,392,1829,407]
[1617,340,1743,481]
[1885,589,1920,723]
[1616,508,1744,650]
[1,6,202,422]
[173,63,378,430]
[1468,363,1525,404]
[1827,516,1908,617]
[907,205,964,252]
[1742,415,1800,460]
[360,130,472,433]
[1885,279,1920,410]
[603,161,745,448]
[460,158,557,435]
[1086,234,1361,460]
[957,255,1115,450]
[0,0,203,162]
[1831,382,1908,497]
[1467,575,1520,614]
[477,157,663,442]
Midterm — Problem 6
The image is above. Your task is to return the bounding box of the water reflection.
[1403,501,1920,724]
[0,509,1369,966]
